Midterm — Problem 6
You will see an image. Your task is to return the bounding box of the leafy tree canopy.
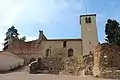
[5,26,19,41]
[105,19,120,46]
[3,26,19,50]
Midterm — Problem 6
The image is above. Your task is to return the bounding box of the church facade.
[39,14,98,56]
[4,14,98,64]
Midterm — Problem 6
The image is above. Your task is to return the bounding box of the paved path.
[0,72,118,80]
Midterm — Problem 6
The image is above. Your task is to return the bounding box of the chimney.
[39,30,43,40]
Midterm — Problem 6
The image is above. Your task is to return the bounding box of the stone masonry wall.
[5,39,43,65]
[93,43,120,78]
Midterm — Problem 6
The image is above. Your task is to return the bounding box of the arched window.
[68,48,73,57]
[46,49,51,57]
[85,17,88,23]
[63,41,67,48]
[88,17,91,23]
[85,17,91,23]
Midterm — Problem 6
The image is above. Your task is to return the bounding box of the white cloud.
[0,0,85,51]
[0,0,85,26]
[0,0,24,27]
[13,0,69,25]
[13,0,85,25]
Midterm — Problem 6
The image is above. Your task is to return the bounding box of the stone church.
[4,14,98,64]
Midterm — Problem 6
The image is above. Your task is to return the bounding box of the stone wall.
[5,39,43,65]
[4,38,82,65]
[41,40,82,57]
[40,48,83,75]
[83,53,93,75]
[93,43,120,78]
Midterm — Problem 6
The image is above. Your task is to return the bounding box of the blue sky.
[0,0,119,50]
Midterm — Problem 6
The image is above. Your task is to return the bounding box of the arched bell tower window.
[46,49,51,57]
[85,17,91,23]
[68,48,73,57]
[88,17,91,23]
[85,17,89,23]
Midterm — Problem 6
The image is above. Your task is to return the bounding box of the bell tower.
[80,14,98,55]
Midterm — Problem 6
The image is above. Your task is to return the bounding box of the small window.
[88,17,91,23]
[89,42,91,44]
[85,17,88,23]
[68,48,73,57]
[46,49,51,57]
[63,41,66,48]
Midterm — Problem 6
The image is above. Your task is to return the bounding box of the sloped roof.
[46,38,82,41]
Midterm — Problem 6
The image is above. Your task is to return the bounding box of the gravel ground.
[0,66,118,80]
[0,72,118,80]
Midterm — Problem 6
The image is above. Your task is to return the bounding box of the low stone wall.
[41,57,65,74]
[83,53,93,75]
[4,39,43,66]
[59,56,83,76]
[93,43,120,78]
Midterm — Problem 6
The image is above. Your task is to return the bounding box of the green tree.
[105,19,120,46]
[5,26,19,40]
[3,26,19,50]
[20,36,26,41]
